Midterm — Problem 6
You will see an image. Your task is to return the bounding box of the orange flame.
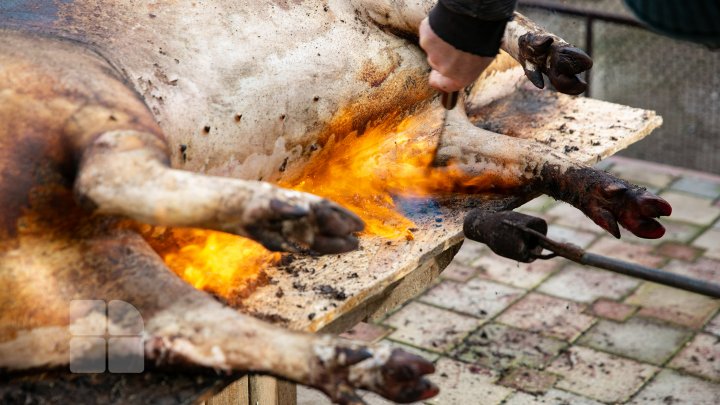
[281,109,489,239]
[140,226,280,303]
[143,108,497,300]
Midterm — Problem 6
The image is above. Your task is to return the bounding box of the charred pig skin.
[0,1,667,404]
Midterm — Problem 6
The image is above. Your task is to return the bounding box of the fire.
[143,105,496,301]
[139,226,281,303]
[281,108,488,239]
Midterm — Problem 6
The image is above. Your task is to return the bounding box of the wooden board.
[233,66,662,334]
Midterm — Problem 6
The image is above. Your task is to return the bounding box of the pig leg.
[357,1,592,94]
[0,224,436,404]
[149,298,438,404]
[437,106,671,239]
[74,130,364,254]
[2,31,362,255]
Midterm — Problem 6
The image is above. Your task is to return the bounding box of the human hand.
[419,17,496,92]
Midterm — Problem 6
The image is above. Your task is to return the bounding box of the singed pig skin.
[0,2,664,404]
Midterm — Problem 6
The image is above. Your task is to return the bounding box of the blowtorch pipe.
[464,209,720,299]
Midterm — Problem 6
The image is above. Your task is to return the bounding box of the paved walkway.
[300,156,720,404]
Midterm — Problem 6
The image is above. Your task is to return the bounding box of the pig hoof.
[365,348,439,403]
[518,33,593,95]
[547,45,593,95]
[595,184,672,239]
[312,343,438,405]
[568,171,671,239]
[246,199,364,254]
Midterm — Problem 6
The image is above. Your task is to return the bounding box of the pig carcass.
[0,1,670,404]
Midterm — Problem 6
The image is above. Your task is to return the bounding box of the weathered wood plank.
[205,376,249,405]
[232,65,662,335]
[248,376,297,405]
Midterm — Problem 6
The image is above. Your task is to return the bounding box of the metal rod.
[508,220,720,299]
[580,253,720,298]
[584,16,593,97]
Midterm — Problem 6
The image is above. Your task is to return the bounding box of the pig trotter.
[363,348,439,403]
[311,342,438,404]
[244,198,364,255]
[542,166,672,238]
[518,33,593,95]
[76,130,364,255]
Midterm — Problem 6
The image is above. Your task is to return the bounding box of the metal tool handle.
[441,91,459,110]
[515,219,720,299]
[464,209,720,299]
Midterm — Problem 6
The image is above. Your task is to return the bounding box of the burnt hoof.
[518,33,593,95]
[582,175,671,239]
[376,349,439,403]
[313,345,437,405]
[310,201,364,254]
[247,198,364,254]
[547,46,593,95]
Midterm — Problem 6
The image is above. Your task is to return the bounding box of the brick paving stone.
[664,258,720,284]
[386,341,441,362]
[547,346,659,403]
[577,317,692,365]
[693,228,720,260]
[670,176,720,199]
[537,264,640,303]
[609,161,675,189]
[589,298,637,321]
[547,224,598,249]
[503,389,605,405]
[705,312,720,337]
[639,220,701,245]
[297,386,333,405]
[453,240,486,266]
[517,195,557,213]
[589,237,666,268]
[619,220,701,246]
[426,358,513,405]
[440,261,477,282]
[546,202,606,234]
[498,366,558,394]
[594,159,614,171]
[383,302,480,352]
[473,254,560,289]
[627,369,720,405]
[452,323,566,371]
[656,242,704,262]
[626,283,720,329]
[659,191,720,225]
[497,293,596,341]
[339,322,390,343]
[669,333,720,382]
[361,392,423,405]
[420,279,524,320]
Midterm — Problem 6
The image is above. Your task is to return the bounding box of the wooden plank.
[205,376,249,405]
[248,375,296,405]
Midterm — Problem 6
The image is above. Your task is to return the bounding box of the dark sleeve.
[441,0,517,20]
[429,0,518,56]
